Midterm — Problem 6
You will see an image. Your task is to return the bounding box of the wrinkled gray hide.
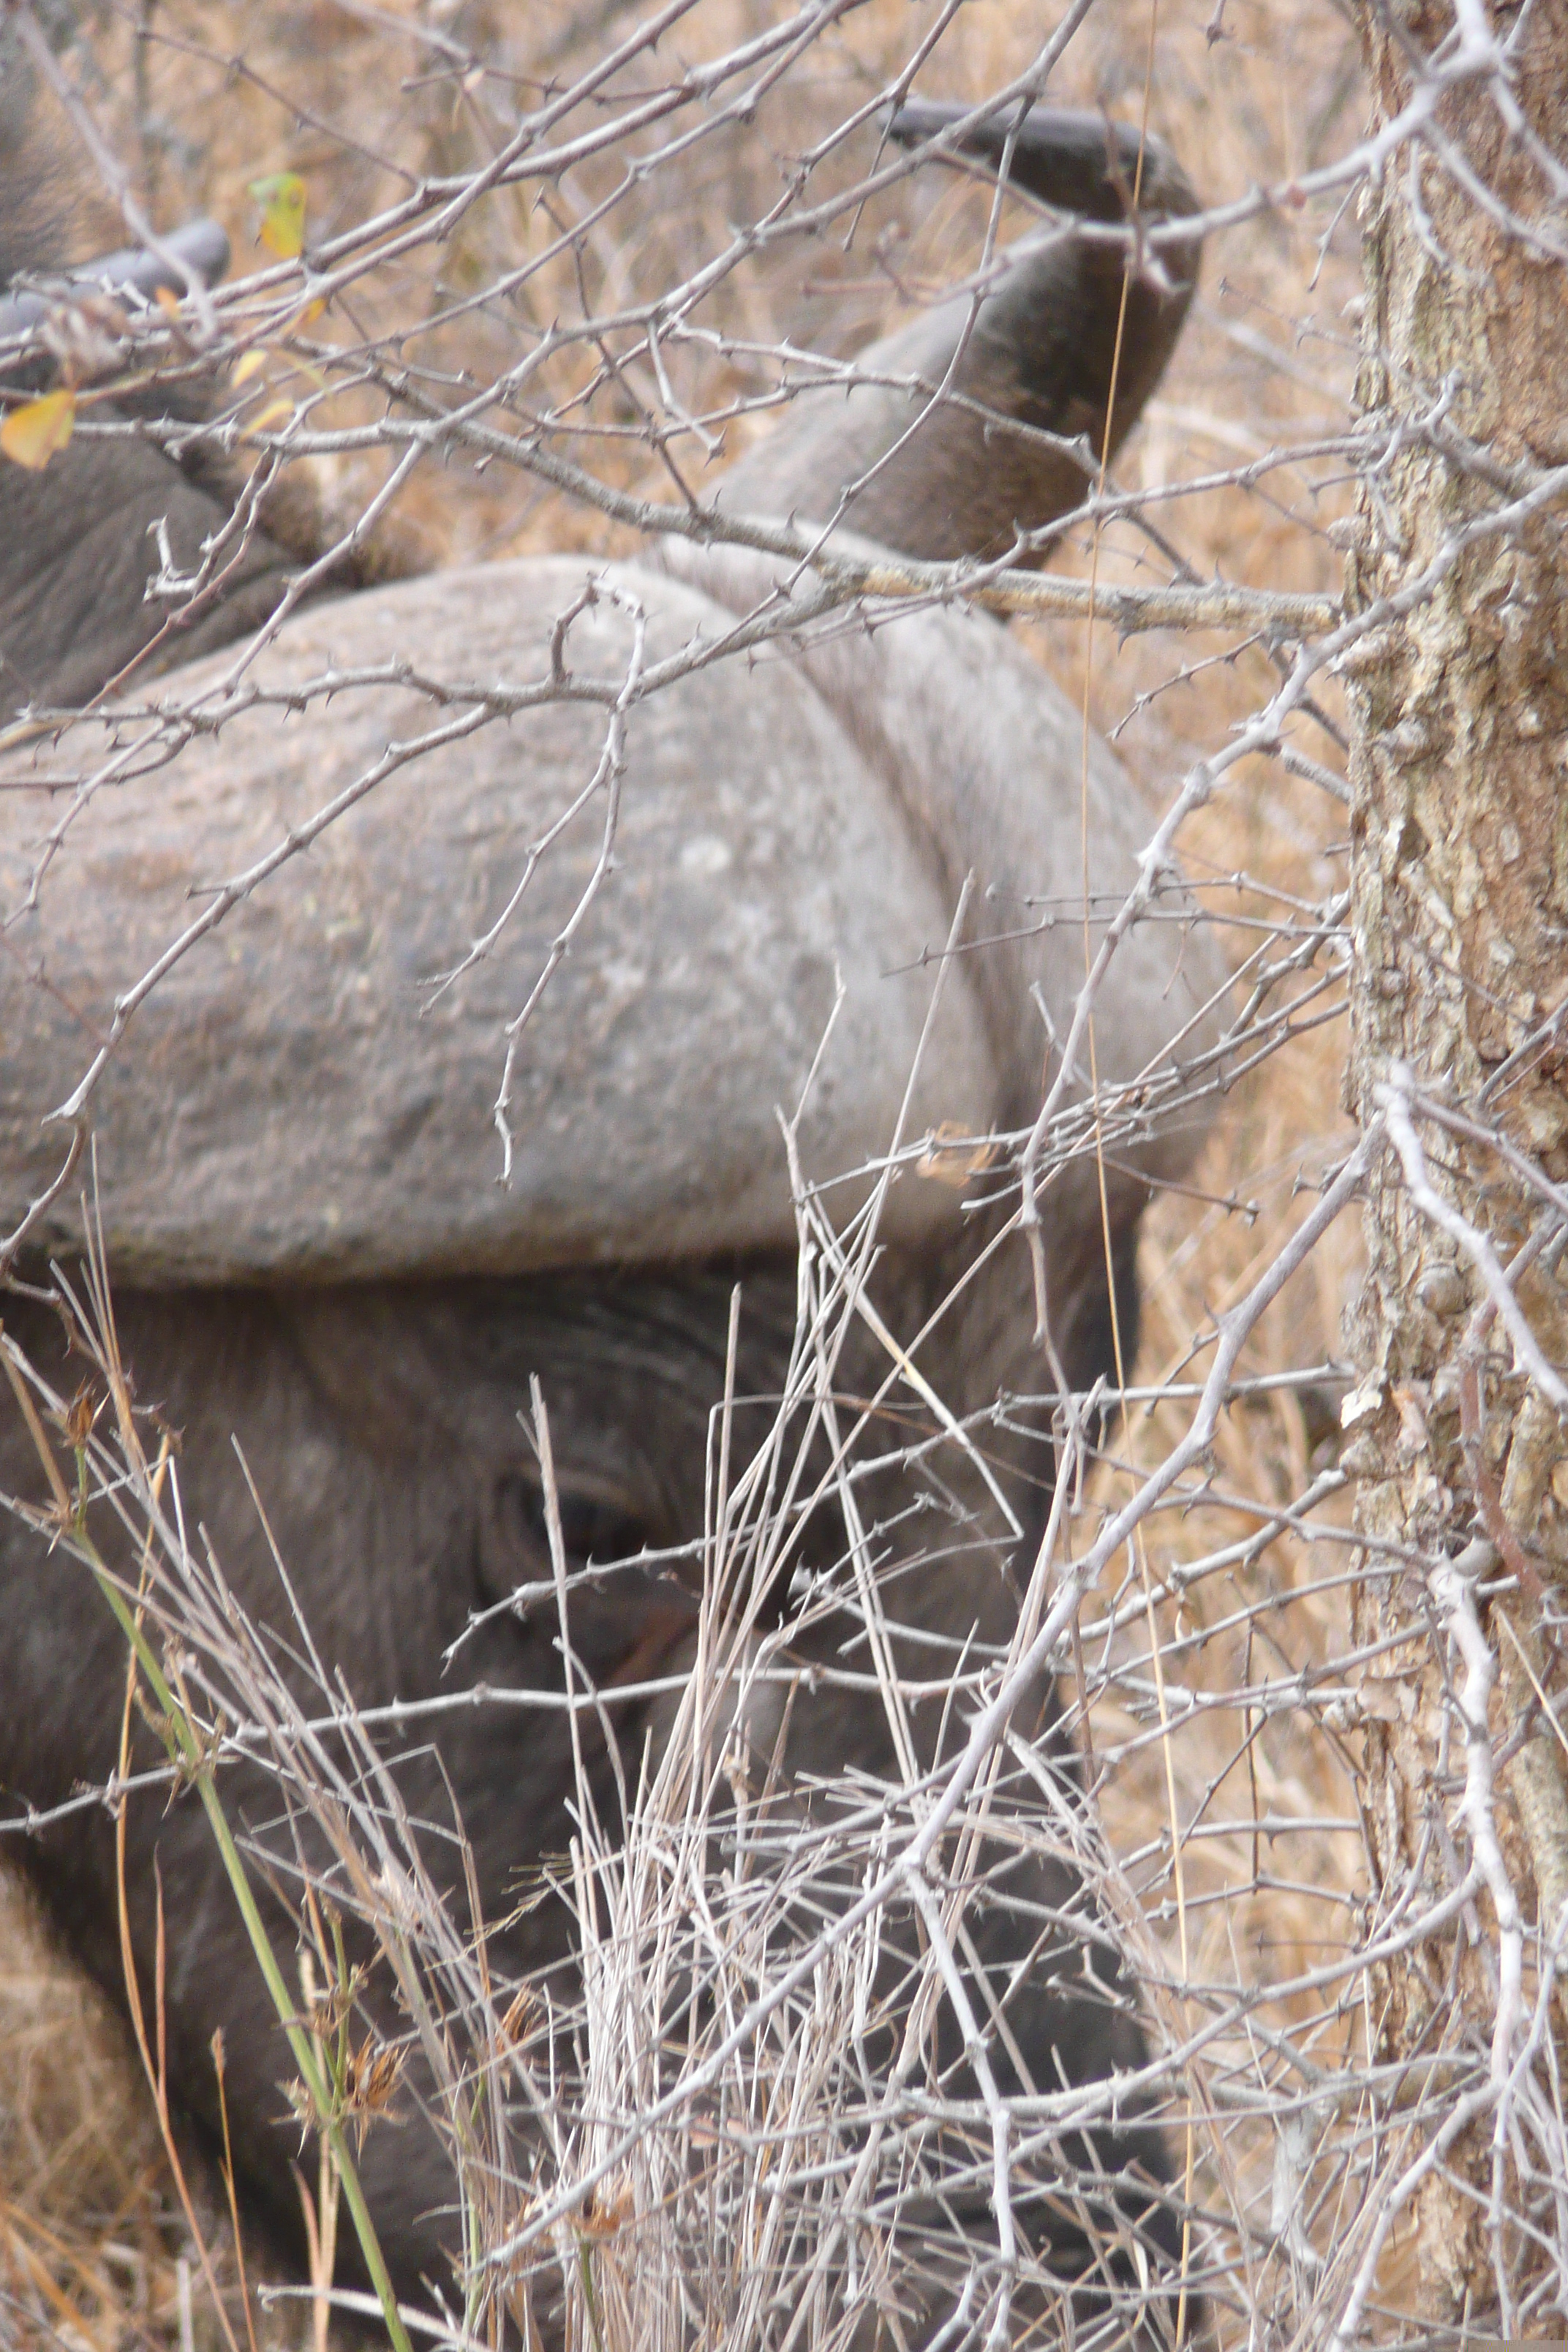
[0,549,1218,1311]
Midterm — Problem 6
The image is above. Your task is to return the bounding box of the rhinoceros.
[0,64,1221,2339]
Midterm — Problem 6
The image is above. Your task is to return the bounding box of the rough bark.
[1346,0,1568,2318]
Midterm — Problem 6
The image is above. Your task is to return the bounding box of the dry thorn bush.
[0,0,1421,2342]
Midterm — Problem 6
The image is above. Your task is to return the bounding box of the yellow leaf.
[249,171,306,260]
[1,388,76,470]
[230,347,268,388]
[240,395,295,439]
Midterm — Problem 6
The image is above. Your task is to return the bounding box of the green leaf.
[249,171,307,260]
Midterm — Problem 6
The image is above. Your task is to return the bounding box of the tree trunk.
[1345,0,1568,2321]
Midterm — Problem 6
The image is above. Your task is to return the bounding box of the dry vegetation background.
[0,0,1378,2342]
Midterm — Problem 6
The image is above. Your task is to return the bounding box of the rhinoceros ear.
[709,108,1201,568]
[883,99,1199,229]
[0,216,230,349]
[0,557,998,1284]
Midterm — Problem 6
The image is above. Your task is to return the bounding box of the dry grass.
[0,0,1379,2340]
[0,1870,293,2349]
